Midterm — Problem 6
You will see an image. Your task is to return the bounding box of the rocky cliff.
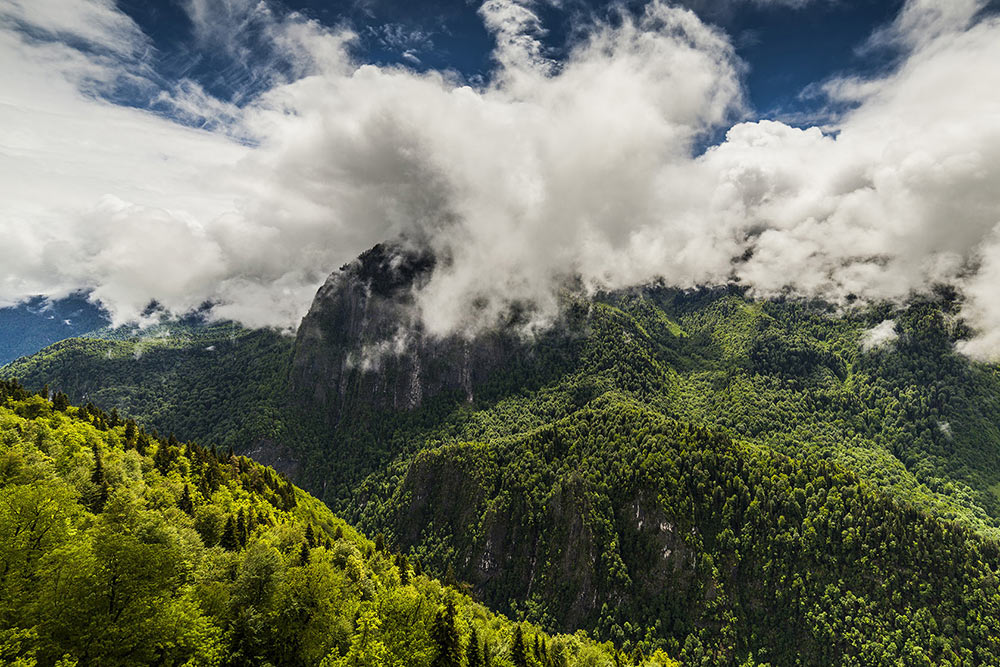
[290,242,523,424]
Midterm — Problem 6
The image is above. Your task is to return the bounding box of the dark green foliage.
[179,483,195,515]
[467,625,483,667]
[0,382,643,667]
[431,598,462,667]
[512,625,529,667]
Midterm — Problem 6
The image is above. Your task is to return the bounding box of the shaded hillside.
[358,395,1000,664]
[0,380,654,666]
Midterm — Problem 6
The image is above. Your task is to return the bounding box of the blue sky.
[116,0,909,125]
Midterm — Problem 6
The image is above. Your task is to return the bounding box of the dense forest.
[0,380,658,666]
[8,269,1000,664]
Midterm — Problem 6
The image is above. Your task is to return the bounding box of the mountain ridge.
[6,244,1000,663]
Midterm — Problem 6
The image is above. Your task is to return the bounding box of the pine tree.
[444,563,459,588]
[124,420,137,447]
[305,524,316,547]
[90,442,108,512]
[178,484,194,516]
[397,553,410,585]
[431,598,462,667]
[220,516,239,550]
[467,626,483,667]
[511,625,528,667]
[52,391,69,411]
[375,532,386,553]
[237,509,248,547]
[300,542,311,565]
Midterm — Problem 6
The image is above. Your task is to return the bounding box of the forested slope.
[0,380,654,666]
[9,251,1000,664]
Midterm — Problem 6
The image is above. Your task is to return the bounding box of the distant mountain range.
[0,293,109,365]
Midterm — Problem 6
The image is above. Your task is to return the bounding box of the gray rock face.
[290,242,519,424]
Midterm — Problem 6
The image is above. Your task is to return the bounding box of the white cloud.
[3,0,1000,360]
[860,320,899,352]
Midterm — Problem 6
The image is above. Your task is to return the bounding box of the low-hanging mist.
[2,0,1000,358]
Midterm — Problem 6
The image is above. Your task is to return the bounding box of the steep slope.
[1,321,296,455]
[291,242,528,424]
[0,380,657,667]
[9,247,1000,663]
[359,395,1000,664]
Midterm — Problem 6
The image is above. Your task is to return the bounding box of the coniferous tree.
[178,484,194,516]
[306,524,316,547]
[154,440,172,474]
[237,509,248,547]
[467,626,483,667]
[397,553,410,585]
[430,598,462,667]
[90,442,108,512]
[300,542,311,565]
[511,625,528,667]
[52,391,69,411]
[220,516,239,551]
[124,420,137,447]
[444,563,459,588]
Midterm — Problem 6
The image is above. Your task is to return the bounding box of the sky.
[2,0,1000,357]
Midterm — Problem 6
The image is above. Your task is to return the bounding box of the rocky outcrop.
[290,242,521,424]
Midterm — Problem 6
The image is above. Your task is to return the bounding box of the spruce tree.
[511,625,528,667]
[178,484,194,516]
[300,542,311,565]
[220,516,239,550]
[52,391,69,411]
[430,598,462,667]
[467,626,483,667]
[397,554,410,585]
[124,420,137,447]
[89,442,108,512]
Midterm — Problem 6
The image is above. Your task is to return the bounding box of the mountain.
[7,244,1000,663]
[0,293,109,365]
[291,242,527,423]
[0,380,651,666]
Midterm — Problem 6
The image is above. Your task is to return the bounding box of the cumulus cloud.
[3,0,1000,359]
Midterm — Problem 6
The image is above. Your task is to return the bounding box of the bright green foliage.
[0,380,657,667]
[11,288,1000,664]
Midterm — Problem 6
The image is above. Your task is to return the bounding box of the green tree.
[467,625,483,667]
[431,598,462,667]
[511,625,529,667]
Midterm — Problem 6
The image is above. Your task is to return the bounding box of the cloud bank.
[2,0,1000,358]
